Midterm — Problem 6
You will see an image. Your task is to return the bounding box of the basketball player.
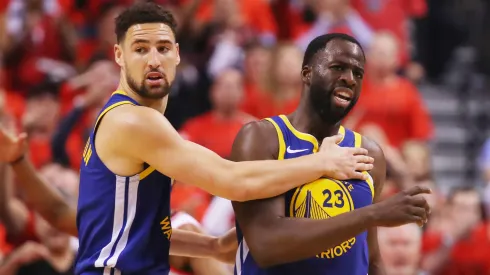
[0,3,375,275]
[231,33,431,275]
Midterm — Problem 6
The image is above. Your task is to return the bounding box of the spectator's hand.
[6,241,50,266]
[0,125,27,163]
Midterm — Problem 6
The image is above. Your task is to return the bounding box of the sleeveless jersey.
[235,115,375,275]
[76,91,173,275]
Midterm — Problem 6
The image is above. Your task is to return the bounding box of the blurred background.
[0,0,490,274]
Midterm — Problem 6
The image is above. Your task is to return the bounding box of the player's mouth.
[332,87,353,108]
[146,72,165,86]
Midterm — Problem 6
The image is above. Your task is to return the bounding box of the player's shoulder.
[102,104,165,133]
[359,134,385,161]
[231,119,279,161]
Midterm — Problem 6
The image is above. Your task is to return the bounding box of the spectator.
[0,162,78,275]
[296,0,374,51]
[172,68,254,221]
[241,42,302,119]
[351,0,427,69]
[422,187,490,274]
[345,32,433,180]
[378,224,423,275]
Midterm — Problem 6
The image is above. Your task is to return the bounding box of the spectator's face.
[116,23,180,99]
[23,94,59,139]
[316,0,349,13]
[379,225,421,275]
[211,69,244,113]
[273,45,303,86]
[306,39,364,123]
[451,191,481,228]
[99,6,124,45]
[244,46,271,84]
[367,33,398,75]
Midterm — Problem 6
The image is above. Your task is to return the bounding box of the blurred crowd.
[0,0,489,274]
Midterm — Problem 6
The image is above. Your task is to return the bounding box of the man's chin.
[139,86,170,99]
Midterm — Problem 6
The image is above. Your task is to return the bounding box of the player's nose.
[147,48,161,69]
[339,70,356,89]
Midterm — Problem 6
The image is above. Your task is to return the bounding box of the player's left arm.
[170,227,237,264]
[363,137,387,275]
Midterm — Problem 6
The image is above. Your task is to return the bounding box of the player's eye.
[158,47,169,53]
[331,65,343,71]
[135,47,146,54]
[354,72,364,79]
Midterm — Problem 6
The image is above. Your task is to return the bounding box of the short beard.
[309,84,357,124]
[126,73,171,100]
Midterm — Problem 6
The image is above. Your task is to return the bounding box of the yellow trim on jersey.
[338,126,346,144]
[289,186,302,216]
[139,166,156,180]
[353,131,375,199]
[264,118,286,160]
[94,101,135,130]
[278,115,319,153]
[363,171,375,200]
[111,90,127,96]
[353,131,362,148]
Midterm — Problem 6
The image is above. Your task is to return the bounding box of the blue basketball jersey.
[76,91,173,275]
[235,115,375,275]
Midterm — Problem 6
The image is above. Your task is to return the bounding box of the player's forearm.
[10,159,78,237]
[170,229,218,258]
[230,153,326,201]
[246,206,376,267]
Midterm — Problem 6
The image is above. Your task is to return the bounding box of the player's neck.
[116,83,168,114]
[290,99,341,141]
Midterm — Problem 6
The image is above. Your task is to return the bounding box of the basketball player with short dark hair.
[0,3,375,275]
[232,33,431,275]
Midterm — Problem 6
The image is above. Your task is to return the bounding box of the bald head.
[367,31,399,75]
[378,224,421,275]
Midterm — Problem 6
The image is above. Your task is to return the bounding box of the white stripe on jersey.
[94,174,140,268]
[235,239,250,275]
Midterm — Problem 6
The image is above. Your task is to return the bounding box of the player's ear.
[114,44,123,67]
[175,43,181,66]
[301,66,312,86]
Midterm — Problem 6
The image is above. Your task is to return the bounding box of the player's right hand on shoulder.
[319,134,374,180]
[372,186,432,227]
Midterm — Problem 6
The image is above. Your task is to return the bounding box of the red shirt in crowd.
[346,77,433,148]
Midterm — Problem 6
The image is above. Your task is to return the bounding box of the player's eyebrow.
[335,59,365,74]
[131,39,173,46]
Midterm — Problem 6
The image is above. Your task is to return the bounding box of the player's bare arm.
[0,127,238,262]
[0,129,77,236]
[362,137,386,275]
[232,121,431,268]
[170,227,237,264]
[97,105,374,202]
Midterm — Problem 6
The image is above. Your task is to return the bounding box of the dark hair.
[115,1,177,43]
[302,33,365,67]
[447,186,487,221]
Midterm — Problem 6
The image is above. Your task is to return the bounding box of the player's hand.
[213,227,238,264]
[0,126,27,163]
[319,134,374,181]
[371,186,432,227]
